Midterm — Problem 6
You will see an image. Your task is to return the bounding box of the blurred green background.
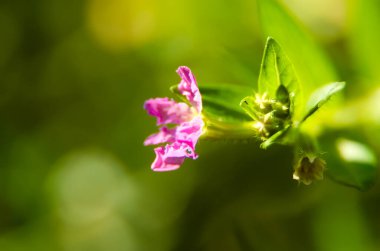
[0,0,380,250]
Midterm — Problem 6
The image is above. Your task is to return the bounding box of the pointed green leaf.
[258,37,300,120]
[257,0,338,104]
[260,124,291,149]
[258,37,299,100]
[301,82,345,122]
[321,132,378,191]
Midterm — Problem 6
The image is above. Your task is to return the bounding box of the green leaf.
[240,96,259,121]
[321,133,378,191]
[301,82,345,122]
[258,37,299,102]
[201,84,254,124]
[260,124,291,149]
[350,1,380,87]
[257,0,338,104]
[171,83,252,124]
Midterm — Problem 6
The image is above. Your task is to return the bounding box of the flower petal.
[177,66,202,112]
[144,127,176,146]
[144,97,194,125]
[151,142,195,171]
[175,116,204,152]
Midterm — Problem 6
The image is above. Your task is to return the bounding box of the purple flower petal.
[144,97,194,125]
[175,116,204,152]
[177,66,202,113]
[151,142,196,171]
[144,127,176,146]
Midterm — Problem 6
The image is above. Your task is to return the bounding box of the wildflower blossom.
[144,66,204,171]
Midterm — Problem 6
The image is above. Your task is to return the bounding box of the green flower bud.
[240,85,293,141]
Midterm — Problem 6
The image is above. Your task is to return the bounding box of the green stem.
[202,119,257,140]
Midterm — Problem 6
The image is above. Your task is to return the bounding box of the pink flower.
[144,66,204,171]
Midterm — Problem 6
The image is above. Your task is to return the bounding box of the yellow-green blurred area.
[0,0,380,250]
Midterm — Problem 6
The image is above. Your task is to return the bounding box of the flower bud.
[293,154,326,185]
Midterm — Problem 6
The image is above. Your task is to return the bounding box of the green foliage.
[301,82,346,122]
[321,134,378,191]
[350,1,380,86]
[199,84,253,123]
[236,35,376,190]
[258,37,299,110]
[260,125,291,149]
[257,0,337,100]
